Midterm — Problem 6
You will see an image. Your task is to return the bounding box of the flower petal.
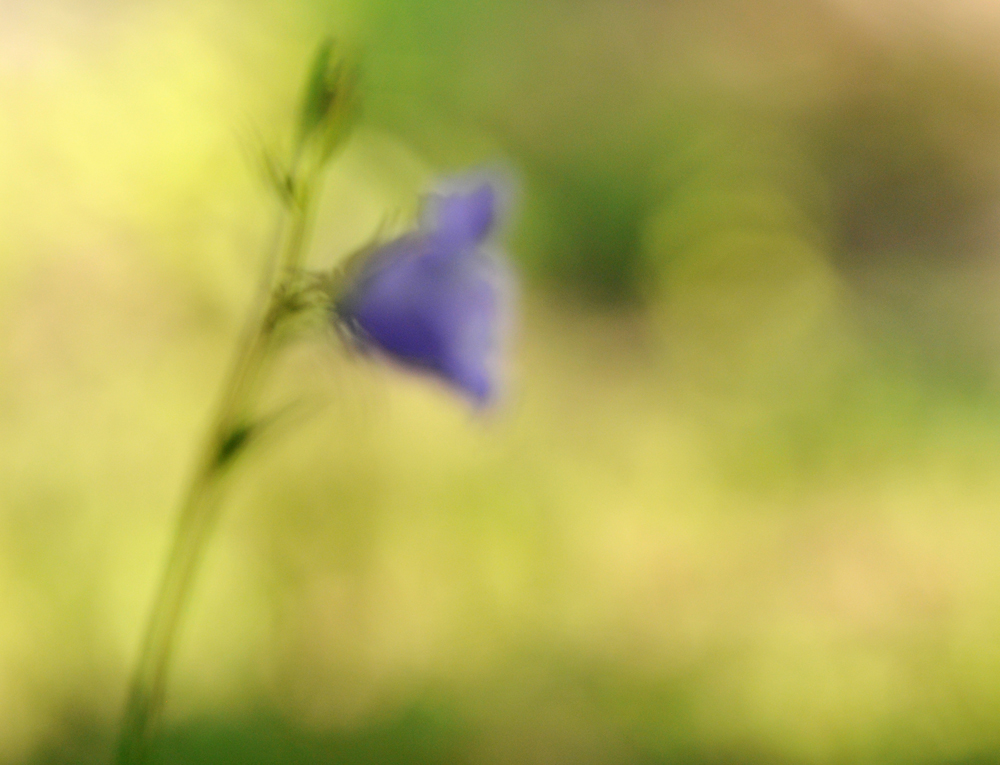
[425,182,497,245]
[334,175,514,405]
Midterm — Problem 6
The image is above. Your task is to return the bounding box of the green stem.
[115,165,320,765]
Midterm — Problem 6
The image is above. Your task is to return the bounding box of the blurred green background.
[7,0,1000,762]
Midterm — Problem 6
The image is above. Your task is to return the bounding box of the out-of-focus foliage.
[7,1,1000,764]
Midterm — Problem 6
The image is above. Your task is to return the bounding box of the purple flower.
[334,175,514,406]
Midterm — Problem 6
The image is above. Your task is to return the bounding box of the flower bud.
[296,38,358,167]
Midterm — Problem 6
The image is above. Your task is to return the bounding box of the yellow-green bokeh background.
[7,1,1000,762]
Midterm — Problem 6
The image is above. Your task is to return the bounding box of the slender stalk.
[115,162,320,765]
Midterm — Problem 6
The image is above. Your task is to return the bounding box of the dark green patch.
[215,423,254,468]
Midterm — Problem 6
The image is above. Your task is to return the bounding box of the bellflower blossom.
[334,175,514,406]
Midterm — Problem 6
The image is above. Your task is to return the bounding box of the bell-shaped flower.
[333,175,514,406]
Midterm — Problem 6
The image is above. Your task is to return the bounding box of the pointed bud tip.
[296,38,359,162]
